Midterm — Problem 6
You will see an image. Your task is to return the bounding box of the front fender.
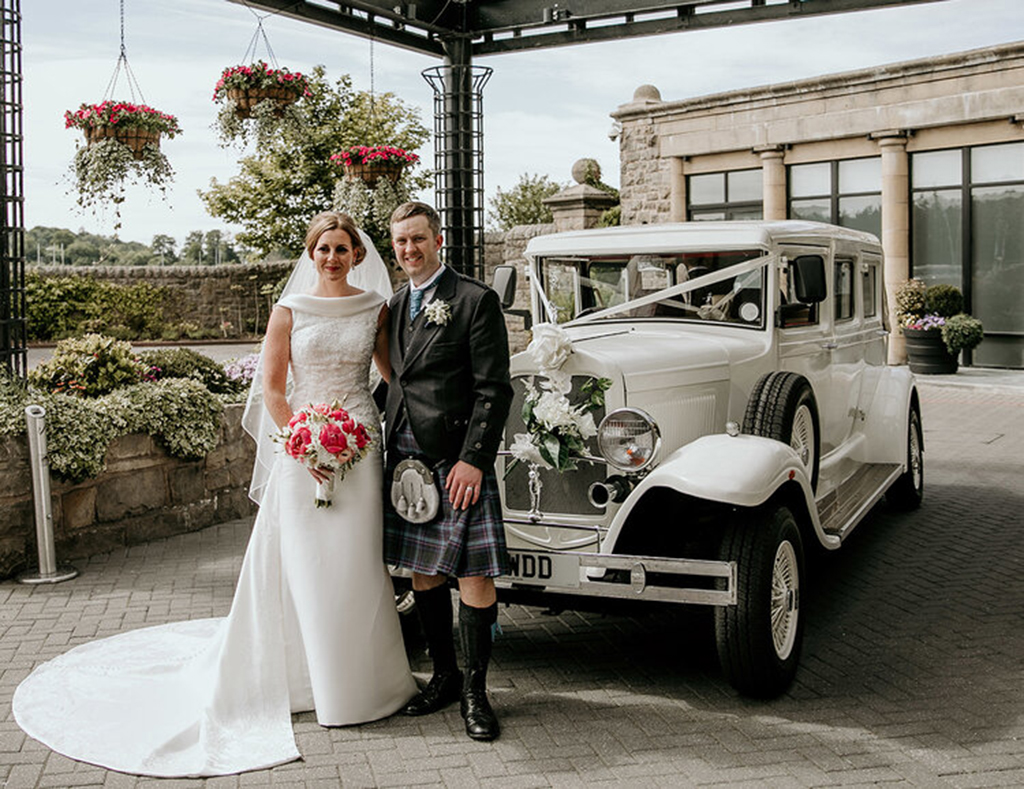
[604,433,830,550]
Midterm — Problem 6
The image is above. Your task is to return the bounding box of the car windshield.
[537,249,767,327]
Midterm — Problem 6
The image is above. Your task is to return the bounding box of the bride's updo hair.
[305,211,367,266]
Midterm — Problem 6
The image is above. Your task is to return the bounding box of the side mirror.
[792,255,826,303]
[492,264,517,310]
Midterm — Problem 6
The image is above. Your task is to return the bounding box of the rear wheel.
[715,505,804,698]
[887,401,924,510]
[743,372,820,491]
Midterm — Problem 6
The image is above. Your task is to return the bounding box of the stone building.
[612,42,1024,369]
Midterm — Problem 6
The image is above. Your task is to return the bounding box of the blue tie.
[409,288,424,321]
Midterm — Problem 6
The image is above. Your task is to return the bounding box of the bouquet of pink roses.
[276,400,373,508]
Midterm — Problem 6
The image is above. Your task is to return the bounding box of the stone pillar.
[543,158,620,232]
[669,156,686,222]
[873,131,911,364]
[756,145,787,221]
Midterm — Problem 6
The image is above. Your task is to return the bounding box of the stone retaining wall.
[0,404,256,580]
[29,262,294,336]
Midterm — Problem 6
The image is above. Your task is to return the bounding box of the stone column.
[756,145,787,221]
[543,158,620,232]
[669,156,686,222]
[873,131,910,364]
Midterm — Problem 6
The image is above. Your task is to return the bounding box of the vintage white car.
[491,220,924,698]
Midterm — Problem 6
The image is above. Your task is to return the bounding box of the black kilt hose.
[384,422,509,578]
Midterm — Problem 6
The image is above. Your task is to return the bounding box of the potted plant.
[65,100,181,157]
[331,145,419,187]
[64,101,181,229]
[895,279,984,374]
[212,61,310,146]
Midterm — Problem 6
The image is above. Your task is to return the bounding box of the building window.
[688,169,763,220]
[789,158,882,239]
[911,142,1024,367]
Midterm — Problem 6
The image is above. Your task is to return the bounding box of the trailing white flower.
[509,433,552,469]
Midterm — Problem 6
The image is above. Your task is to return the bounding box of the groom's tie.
[409,288,424,322]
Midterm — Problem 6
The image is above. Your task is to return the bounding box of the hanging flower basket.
[213,62,310,119]
[331,145,419,187]
[65,101,181,160]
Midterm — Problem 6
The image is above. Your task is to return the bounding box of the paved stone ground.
[2,380,1023,788]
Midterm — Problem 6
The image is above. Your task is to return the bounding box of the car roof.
[524,220,881,258]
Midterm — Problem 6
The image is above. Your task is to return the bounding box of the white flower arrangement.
[424,298,452,326]
[507,322,610,473]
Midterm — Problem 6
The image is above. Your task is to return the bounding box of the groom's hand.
[446,461,483,510]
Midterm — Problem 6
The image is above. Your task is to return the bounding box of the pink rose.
[354,424,371,450]
[341,417,356,434]
[331,408,349,422]
[285,426,312,459]
[319,423,349,456]
[312,403,331,416]
[288,411,307,428]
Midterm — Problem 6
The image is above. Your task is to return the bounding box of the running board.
[817,463,902,541]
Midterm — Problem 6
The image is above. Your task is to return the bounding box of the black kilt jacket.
[385,266,513,471]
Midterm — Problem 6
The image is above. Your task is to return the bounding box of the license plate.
[504,550,580,588]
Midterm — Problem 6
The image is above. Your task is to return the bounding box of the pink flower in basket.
[276,400,374,508]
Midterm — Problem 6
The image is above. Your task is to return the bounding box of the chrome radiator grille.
[503,374,607,516]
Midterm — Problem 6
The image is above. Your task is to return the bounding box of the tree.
[151,234,178,265]
[181,231,205,264]
[487,173,566,230]
[199,67,430,257]
[203,230,240,265]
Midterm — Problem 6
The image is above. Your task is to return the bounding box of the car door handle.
[876,329,890,336]
[821,342,838,350]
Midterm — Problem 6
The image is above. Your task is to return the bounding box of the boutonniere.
[424,299,452,326]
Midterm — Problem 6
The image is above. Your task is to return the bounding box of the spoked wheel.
[715,505,805,698]
[744,372,820,491]
[887,400,924,510]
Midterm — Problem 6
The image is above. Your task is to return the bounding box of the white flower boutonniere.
[424,299,452,326]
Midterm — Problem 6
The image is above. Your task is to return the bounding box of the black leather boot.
[458,601,500,741]
[402,584,462,716]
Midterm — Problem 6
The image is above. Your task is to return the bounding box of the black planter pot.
[904,327,958,374]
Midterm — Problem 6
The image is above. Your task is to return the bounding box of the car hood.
[512,323,769,392]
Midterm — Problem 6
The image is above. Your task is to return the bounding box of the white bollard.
[17,405,78,584]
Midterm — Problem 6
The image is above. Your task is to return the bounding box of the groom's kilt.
[384,422,509,578]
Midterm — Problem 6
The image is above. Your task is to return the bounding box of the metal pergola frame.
[230,0,948,278]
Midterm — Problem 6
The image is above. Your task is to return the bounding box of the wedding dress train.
[13,291,417,776]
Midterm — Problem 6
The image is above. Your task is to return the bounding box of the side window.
[780,257,820,327]
[834,258,855,322]
[862,261,879,318]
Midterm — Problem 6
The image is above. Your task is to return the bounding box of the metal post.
[423,38,491,281]
[17,405,78,584]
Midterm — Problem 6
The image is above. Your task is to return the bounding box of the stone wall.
[0,404,256,580]
[488,224,555,354]
[29,262,293,336]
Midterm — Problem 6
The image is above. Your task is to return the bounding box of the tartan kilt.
[384,422,509,578]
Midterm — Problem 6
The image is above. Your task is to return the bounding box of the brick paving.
[2,378,1023,788]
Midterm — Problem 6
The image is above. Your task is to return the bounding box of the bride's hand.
[309,466,333,483]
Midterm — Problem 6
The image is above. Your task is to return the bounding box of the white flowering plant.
[507,322,611,474]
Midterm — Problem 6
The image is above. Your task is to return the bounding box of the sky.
[23,0,1024,253]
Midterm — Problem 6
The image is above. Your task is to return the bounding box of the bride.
[12,212,418,777]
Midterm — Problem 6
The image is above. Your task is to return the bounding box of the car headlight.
[597,408,661,472]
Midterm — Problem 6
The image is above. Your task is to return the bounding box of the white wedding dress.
[12,290,418,777]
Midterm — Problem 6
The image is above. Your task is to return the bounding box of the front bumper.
[495,543,737,607]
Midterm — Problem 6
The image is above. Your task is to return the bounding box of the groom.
[383,201,513,741]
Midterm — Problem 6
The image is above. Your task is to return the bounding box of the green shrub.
[28,334,148,397]
[25,274,169,341]
[139,347,243,396]
[1,371,223,483]
[894,278,927,327]
[925,283,963,318]
[942,313,984,354]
